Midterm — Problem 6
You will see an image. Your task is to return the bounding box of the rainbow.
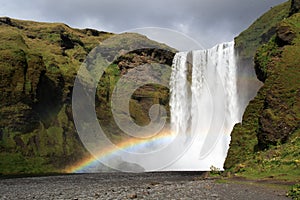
[65,131,176,173]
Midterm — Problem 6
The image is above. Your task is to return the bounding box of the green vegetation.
[96,50,174,143]
[225,1,300,184]
[0,17,175,174]
[235,1,290,61]
[1,1,299,179]
[288,184,300,199]
[229,130,300,181]
[0,153,57,175]
[209,165,222,176]
[254,36,280,79]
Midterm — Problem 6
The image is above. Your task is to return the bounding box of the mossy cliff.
[0,17,175,174]
[97,48,174,142]
[234,1,290,114]
[225,0,300,181]
[1,0,299,177]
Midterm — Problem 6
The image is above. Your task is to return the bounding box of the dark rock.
[290,0,300,16]
[256,88,299,150]
[33,72,64,128]
[257,112,296,150]
[254,57,268,83]
[276,25,296,46]
[60,34,75,50]
[82,28,101,36]
[261,26,277,44]
[0,17,12,25]
[0,103,40,132]
[80,28,111,36]
[13,135,25,149]
[114,48,175,74]
[0,17,24,29]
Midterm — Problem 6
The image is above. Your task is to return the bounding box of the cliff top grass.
[0,17,174,78]
[235,1,290,61]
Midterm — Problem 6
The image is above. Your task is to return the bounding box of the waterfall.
[74,41,244,172]
[168,41,240,170]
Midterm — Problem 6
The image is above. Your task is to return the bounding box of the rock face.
[255,13,300,150]
[276,25,296,47]
[96,47,175,141]
[0,17,175,174]
[290,0,300,15]
[233,1,290,117]
[225,1,300,179]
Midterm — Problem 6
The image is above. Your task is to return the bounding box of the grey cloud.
[0,0,287,48]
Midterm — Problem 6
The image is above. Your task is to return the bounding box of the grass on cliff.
[1,17,176,174]
[235,1,290,60]
[235,129,300,182]
[0,18,114,77]
[226,13,300,182]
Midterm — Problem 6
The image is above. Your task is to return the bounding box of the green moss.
[0,152,57,175]
[235,129,300,181]
[226,9,300,182]
[37,126,64,156]
[264,109,279,121]
[0,17,176,174]
[225,88,265,169]
[288,184,300,200]
[57,105,69,127]
[255,36,280,77]
[0,29,28,51]
[235,1,290,60]
[0,129,16,150]
[106,64,121,92]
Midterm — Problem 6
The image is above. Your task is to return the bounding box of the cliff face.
[290,0,300,15]
[0,17,175,174]
[2,1,298,176]
[234,1,290,115]
[225,1,300,180]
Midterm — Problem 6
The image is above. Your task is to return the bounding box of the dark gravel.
[0,172,290,199]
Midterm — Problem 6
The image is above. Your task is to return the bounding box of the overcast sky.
[0,0,286,49]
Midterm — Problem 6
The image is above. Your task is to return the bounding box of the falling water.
[74,41,250,172]
[168,41,240,170]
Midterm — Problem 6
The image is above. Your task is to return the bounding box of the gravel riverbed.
[0,172,290,199]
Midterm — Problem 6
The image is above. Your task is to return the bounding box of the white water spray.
[167,41,240,170]
[73,39,252,172]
